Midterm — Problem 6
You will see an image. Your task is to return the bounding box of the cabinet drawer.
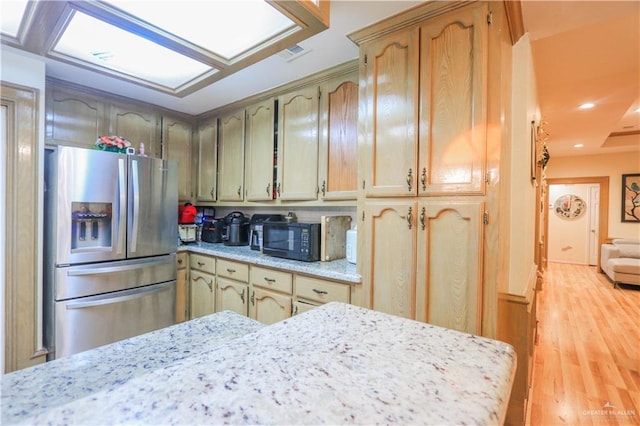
[250,266,293,294]
[295,275,350,304]
[177,252,188,270]
[190,254,215,274]
[217,259,249,282]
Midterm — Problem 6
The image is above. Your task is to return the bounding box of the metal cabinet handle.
[312,288,328,295]
[420,207,426,230]
[293,304,299,315]
[276,183,281,197]
[240,288,245,304]
[266,182,271,196]
[198,261,205,267]
[251,291,255,306]
[406,168,413,191]
[264,277,276,283]
[177,259,183,264]
[210,187,215,198]
[321,180,326,197]
[207,279,213,292]
[237,186,241,197]
[227,268,236,273]
[421,168,427,191]
[406,206,413,230]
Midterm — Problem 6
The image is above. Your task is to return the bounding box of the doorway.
[545,177,609,268]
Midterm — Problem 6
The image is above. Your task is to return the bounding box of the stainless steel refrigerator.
[44,146,178,360]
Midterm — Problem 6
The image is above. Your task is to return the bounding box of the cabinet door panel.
[319,75,358,200]
[217,277,248,316]
[245,99,275,201]
[277,86,319,201]
[196,118,217,202]
[110,105,160,157]
[163,117,193,202]
[47,88,107,148]
[362,200,417,319]
[419,4,487,195]
[190,271,215,319]
[416,200,483,334]
[250,288,291,325]
[361,28,419,197]
[218,110,245,201]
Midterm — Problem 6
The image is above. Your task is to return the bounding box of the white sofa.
[601,239,640,287]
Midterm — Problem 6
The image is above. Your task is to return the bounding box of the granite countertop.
[4,303,516,425]
[1,311,264,424]
[179,242,361,284]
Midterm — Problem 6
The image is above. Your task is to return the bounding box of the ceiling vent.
[277,44,311,62]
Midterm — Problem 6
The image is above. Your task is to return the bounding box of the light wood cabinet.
[163,115,193,202]
[249,265,293,324]
[353,1,503,335]
[245,98,276,201]
[46,86,108,148]
[361,199,483,333]
[361,200,417,320]
[189,254,216,319]
[318,73,358,200]
[195,117,218,202]
[276,86,320,201]
[359,4,488,197]
[217,277,248,316]
[109,102,161,157]
[176,252,188,323]
[295,275,351,305]
[360,27,419,198]
[218,109,245,201]
[417,7,488,196]
[249,288,292,325]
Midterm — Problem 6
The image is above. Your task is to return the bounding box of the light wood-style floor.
[528,262,640,425]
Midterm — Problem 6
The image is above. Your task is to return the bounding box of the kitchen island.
[2,303,516,425]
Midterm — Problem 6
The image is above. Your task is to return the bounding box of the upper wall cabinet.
[318,73,359,201]
[195,117,218,202]
[218,109,246,202]
[277,85,320,201]
[359,28,419,198]
[245,98,276,202]
[162,115,193,202]
[358,3,488,198]
[46,86,108,148]
[109,102,161,158]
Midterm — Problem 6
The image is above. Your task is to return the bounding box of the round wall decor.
[553,194,586,219]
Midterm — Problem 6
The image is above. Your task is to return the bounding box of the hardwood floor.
[528,262,640,426]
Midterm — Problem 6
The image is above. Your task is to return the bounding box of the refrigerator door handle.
[130,159,140,253]
[117,158,127,255]
[66,257,174,276]
[65,281,173,310]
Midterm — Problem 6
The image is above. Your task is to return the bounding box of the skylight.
[52,11,214,90]
[0,0,29,37]
[104,0,298,60]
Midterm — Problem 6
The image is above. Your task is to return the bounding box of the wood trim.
[545,177,610,269]
[503,0,524,45]
[609,129,640,137]
[2,82,47,372]
[348,0,471,45]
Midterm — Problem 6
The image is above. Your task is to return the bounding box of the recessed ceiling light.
[573,143,584,148]
[579,103,595,109]
[635,107,640,113]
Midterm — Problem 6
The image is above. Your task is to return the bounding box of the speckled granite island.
[2,303,516,425]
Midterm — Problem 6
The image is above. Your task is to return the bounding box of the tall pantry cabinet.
[350,1,510,336]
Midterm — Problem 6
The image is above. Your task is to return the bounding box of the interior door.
[588,185,600,266]
[128,156,178,258]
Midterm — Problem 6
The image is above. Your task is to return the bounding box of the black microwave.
[262,222,321,262]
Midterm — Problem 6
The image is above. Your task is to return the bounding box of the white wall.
[547,151,640,240]
[0,46,47,372]
[506,34,539,296]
